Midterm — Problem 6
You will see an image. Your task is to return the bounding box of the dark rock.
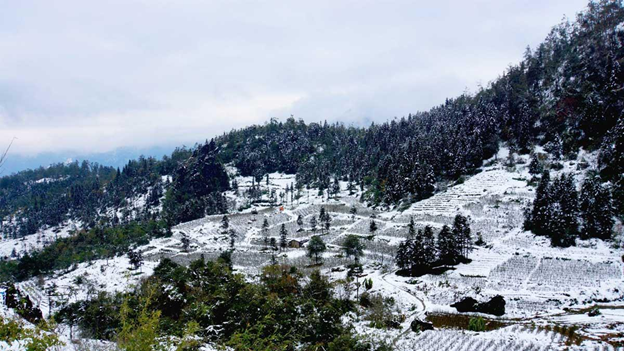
[588,308,601,317]
[451,295,506,316]
[386,319,401,329]
[410,319,434,332]
[451,297,479,313]
[480,295,505,316]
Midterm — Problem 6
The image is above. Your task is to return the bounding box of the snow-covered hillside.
[0,220,81,259]
[2,147,622,350]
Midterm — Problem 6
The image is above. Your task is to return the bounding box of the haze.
[0,0,587,161]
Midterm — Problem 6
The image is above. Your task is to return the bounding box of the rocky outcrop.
[451,295,505,316]
[411,319,434,332]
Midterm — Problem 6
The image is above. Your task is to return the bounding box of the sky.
[0,0,589,163]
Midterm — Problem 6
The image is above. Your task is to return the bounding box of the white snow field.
[1,147,623,349]
[0,220,81,259]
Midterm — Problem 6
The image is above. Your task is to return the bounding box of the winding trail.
[380,270,428,345]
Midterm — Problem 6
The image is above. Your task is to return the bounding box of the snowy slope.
[4,146,622,349]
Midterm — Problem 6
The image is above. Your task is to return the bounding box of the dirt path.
[380,270,427,344]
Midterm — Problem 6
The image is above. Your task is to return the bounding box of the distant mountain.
[1,0,622,240]
[1,145,182,175]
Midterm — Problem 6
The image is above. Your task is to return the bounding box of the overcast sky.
[0,0,588,157]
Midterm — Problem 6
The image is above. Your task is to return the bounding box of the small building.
[0,286,6,307]
[288,239,308,248]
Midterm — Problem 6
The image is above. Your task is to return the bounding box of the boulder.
[451,295,505,316]
[410,319,434,332]
[588,308,601,317]
[479,295,505,316]
[450,297,479,313]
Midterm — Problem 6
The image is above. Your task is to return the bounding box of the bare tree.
[0,138,16,173]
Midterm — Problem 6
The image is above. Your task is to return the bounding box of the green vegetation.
[0,316,63,351]
[1,220,170,281]
[57,258,377,350]
[343,235,365,262]
[360,293,402,329]
[468,317,486,332]
[307,235,327,265]
[426,313,507,332]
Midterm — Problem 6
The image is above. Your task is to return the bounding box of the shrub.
[468,316,486,332]
[362,293,399,329]
[0,316,63,351]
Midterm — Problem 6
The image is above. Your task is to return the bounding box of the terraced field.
[7,154,622,350]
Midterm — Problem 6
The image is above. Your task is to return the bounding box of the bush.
[0,316,63,351]
[362,293,399,329]
[64,257,366,350]
[468,317,486,332]
[359,292,372,308]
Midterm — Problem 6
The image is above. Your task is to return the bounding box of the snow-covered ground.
[2,146,623,349]
[0,220,81,259]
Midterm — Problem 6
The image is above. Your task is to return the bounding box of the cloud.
[0,0,588,156]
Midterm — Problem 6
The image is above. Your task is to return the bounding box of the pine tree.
[128,249,143,271]
[452,214,472,259]
[324,213,331,233]
[310,216,317,232]
[437,225,458,265]
[279,224,288,251]
[407,217,416,239]
[396,220,422,272]
[221,215,229,230]
[296,214,304,228]
[343,235,364,262]
[545,137,563,160]
[369,220,378,236]
[580,175,614,240]
[229,229,237,249]
[262,218,269,233]
[599,117,624,216]
[528,170,551,235]
[347,179,355,195]
[319,207,326,222]
[548,204,571,247]
[558,174,579,235]
[614,179,624,217]
[548,174,579,247]
[181,234,190,252]
[422,225,436,264]
[307,235,327,265]
[528,153,543,175]
[332,177,340,195]
[409,230,428,270]
[319,207,331,233]
[269,189,276,206]
[414,163,436,200]
[262,218,270,249]
[395,240,412,271]
[349,205,357,219]
[319,208,331,233]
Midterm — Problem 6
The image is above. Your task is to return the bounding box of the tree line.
[2,0,622,253]
[524,169,615,247]
[395,214,473,276]
[56,257,383,351]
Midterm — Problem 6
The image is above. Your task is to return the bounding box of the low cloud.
[0,0,588,156]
